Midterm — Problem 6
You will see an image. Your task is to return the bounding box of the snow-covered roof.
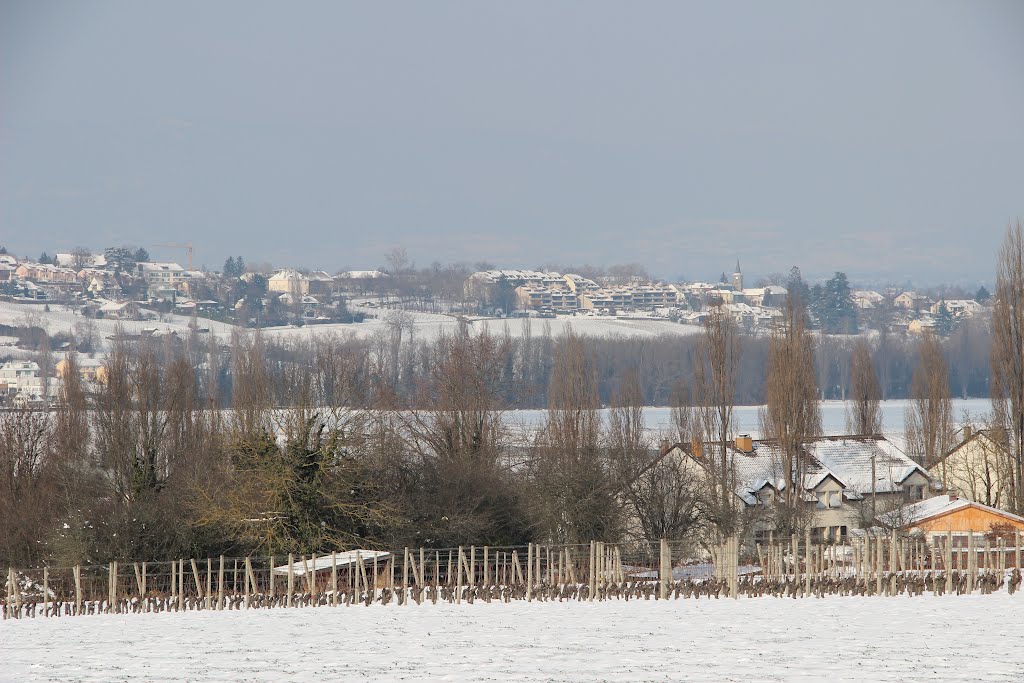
[880,495,1024,528]
[270,268,308,281]
[99,301,135,312]
[307,270,334,282]
[337,270,388,279]
[689,435,930,505]
[138,261,184,272]
[273,550,391,575]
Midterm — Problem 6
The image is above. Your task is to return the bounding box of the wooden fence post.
[309,554,318,603]
[1016,531,1021,572]
[108,562,116,613]
[526,543,533,602]
[373,553,380,602]
[355,551,363,598]
[803,531,811,597]
[217,556,225,610]
[242,557,250,608]
[286,553,294,608]
[190,559,204,606]
[659,539,670,600]
[456,546,465,604]
[588,541,596,601]
[267,555,274,603]
[331,552,338,607]
[403,548,410,606]
[968,533,976,593]
[74,565,82,615]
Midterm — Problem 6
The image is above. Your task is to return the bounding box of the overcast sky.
[2,1,1022,284]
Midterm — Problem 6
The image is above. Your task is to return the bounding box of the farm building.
[273,550,391,576]
[882,495,1024,540]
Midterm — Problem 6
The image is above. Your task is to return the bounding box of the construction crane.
[154,243,194,271]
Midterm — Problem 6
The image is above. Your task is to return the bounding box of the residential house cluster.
[0,360,60,406]
[659,429,1024,544]
[854,289,989,335]
[0,251,209,315]
[465,269,682,316]
[665,433,935,542]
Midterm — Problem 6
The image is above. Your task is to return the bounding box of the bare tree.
[992,219,1024,512]
[760,295,821,533]
[531,330,623,543]
[693,308,742,535]
[0,408,56,565]
[392,327,527,545]
[904,332,954,467]
[612,372,703,542]
[846,340,882,435]
[70,247,92,270]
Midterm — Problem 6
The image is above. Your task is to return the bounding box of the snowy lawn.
[2,594,1021,682]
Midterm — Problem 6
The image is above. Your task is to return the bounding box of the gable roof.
[679,434,930,506]
[929,429,1003,470]
[881,494,1024,529]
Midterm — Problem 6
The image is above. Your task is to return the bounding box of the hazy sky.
[2,1,1022,284]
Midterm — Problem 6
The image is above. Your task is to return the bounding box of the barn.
[884,495,1024,539]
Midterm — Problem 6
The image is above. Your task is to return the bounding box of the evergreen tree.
[785,266,811,309]
[133,247,150,263]
[223,256,236,277]
[0,246,7,254]
[934,301,955,336]
[975,285,991,303]
[39,252,51,264]
[103,246,137,274]
[812,272,858,334]
[235,256,245,275]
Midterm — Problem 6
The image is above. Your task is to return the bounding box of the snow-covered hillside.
[2,594,1020,682]
[0,300,701,354]
[0,301,236,352]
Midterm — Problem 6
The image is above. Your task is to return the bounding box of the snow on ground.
[261,310,705,343]
[0,301,236,352]
[2,595,1021,682]
[0,299,702,352]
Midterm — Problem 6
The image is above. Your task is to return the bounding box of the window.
[910,485,924,501]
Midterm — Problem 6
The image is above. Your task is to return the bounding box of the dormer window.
[816,490,842,509]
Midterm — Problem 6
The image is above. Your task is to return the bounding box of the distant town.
[0,242,994,407]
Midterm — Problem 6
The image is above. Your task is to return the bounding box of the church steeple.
[732,259,743,291]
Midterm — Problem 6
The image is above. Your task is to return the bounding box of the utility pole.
[870,453,877,519]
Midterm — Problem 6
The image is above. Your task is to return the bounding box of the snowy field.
[2,595,1021,682]
[261,310,705,343]
[0,299,702,353]
[0,301,235,353]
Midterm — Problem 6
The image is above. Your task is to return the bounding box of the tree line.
[4,222,1023,570]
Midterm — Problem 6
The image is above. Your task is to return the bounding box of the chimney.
[660,439,671,456]
[690,439,703,458]
[962,425,973,443]
[735,434,753,453]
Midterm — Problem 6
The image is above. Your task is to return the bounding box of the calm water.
[505,398,992,440]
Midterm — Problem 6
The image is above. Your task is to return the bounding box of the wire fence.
[4,532,1023,619]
